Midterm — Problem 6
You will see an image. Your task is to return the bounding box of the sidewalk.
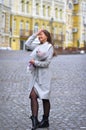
[0,50,86,130]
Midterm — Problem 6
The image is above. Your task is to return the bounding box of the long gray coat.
[25,34,54,99]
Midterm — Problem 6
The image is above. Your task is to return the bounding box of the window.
[82,33,85,41]
[2,36,5,44]
[43,5,46,16]
[13,19,16,30]
[25,22,29,31]
[69,3,73,10]
[67,31,69,41]
[68,15,70,24]
[20,21,23,30]
[54,27,57,39]
[20,21,23,35]
[47,6,50,17]
[34,23,38,33]
[26,1,29,13]
[55,8,58,18]
[59,9,62,19]
[21,0,25,12]
[42,24,45,29]
[46,25,50,32]
[2,13,5,29]
[58,27,61,35]
[36,3,39,15]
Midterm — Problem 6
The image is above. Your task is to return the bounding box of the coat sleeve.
[25,34,37,50]
[34,46,54,68]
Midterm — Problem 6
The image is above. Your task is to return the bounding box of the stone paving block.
[0,51,86,130]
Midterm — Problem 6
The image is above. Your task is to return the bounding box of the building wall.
[64,0,74,48]
[10,0,66,50]
[0,0,11,48]
[1,0,86,50]
[73,0,86,48]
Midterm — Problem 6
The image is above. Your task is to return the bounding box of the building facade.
[73,0,86,48]
[10,0,66,50]
[0,0,11,47]
[64,0,74,48]
[0,0,86,50]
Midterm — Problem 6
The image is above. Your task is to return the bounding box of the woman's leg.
[29,87,39,129]
[29,87,39,117]
[42,99,50,117]
[39,99,50,128]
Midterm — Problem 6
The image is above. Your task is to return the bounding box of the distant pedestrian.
[25,29,54,130]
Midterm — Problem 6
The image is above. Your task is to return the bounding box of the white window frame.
[34,23,38,33]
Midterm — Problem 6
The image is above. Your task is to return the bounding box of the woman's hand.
[36,29,43,36]
[29,59,35,64]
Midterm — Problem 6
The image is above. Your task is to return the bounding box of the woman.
[25,29,54,130]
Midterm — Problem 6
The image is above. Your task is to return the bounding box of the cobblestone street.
[0,50,86,130]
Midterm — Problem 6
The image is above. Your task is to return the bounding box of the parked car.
[80,50,85,54]
[0,47,12,50]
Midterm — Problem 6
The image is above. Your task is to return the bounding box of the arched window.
[21,0,25,12]
[20,20,23,30]
[34,23,38,33]
[36,3,39,15]
[13,19,16,30]
[26,1,29,13]
[25,21,29,31]
[25,21,29,35]
[54,27,57,39]
[59,9,62,19]
[46,24,50,32]
[20,20,24,35]
[55,8,58,18]
[2,13,5,29]
[42,24,45,29]
[58,26,61,35]
[47,6,50,17]
[43,5,46,16]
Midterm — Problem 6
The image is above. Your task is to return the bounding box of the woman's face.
[38,32,47,43]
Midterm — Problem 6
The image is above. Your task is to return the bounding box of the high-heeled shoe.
[30,116,40,130]
[39,115,49,128]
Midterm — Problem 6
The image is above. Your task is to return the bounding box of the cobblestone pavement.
[0,50,86,130]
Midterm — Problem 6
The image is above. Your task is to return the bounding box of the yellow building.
[73,0,86,48]
[10,0,66,50]
[64,0,74,48]
[0,0,11,48]
[1,0,86,50]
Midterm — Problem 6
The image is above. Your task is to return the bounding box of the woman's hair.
[42,30,53,45]
[42,30,56,56]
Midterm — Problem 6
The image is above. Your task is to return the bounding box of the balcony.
[53,34,65,42]
[52,34,65,48]
[20,29,32,38]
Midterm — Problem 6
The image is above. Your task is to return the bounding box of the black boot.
[30,116,39,130]
[39,115,49,128]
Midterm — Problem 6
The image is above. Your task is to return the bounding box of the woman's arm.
[25,30,43,50]
[25,34,37,50]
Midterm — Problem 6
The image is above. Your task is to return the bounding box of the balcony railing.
[20,30,65,46]
[20,29,32,38]
[50,33,65,48]
[52,34,65,42]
